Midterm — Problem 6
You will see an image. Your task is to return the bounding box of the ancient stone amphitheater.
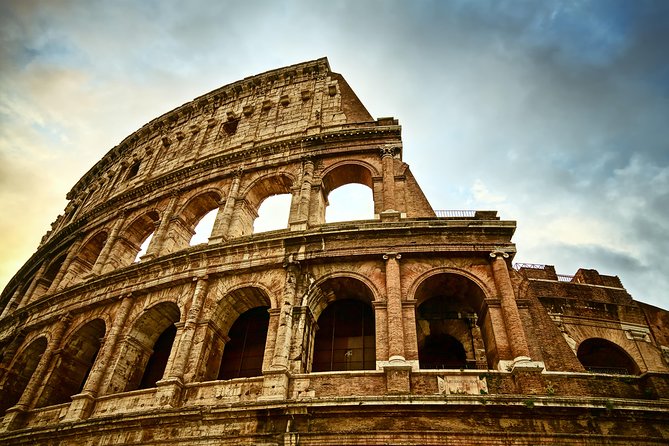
[1,58,668,445]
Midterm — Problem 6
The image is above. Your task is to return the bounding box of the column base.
[0,405,27,432]
[510,357,546,395]
[63,392,96,421]
[258,370,290,401]
[383,358,412,395]
[154,378,184,407]
[380,210,402,221]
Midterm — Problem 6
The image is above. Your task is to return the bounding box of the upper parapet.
[66,57,373,203]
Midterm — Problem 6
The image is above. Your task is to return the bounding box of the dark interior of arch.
[36,319,106,407]
[415,273,488,370]
[138,324,177,389]
[577,338,640,375]
[0,337,47,413]
[312,299,375,372]
[218,306,270,380]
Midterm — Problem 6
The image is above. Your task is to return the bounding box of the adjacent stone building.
[0,58,668,445]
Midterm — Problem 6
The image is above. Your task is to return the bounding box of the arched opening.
[107,211,159,271]
[201,287,272,382]
[36,319,106,407]
[105,302,180,394]
[321,163,375,224]
[254,194,292,233]
[30,252,68,300]
[134,232,154,262]
[162,191,222,252]
[577,338,640,375]
[190,208,217,245]
[312,299,375,372]
[138,324,177,389]
[325,184,374,223]
[229,174,293,238]
[414,273,490,370]
[0,337,47,414]
[218,307,270,379]
[60,231,108,287]
[310,276,376,372]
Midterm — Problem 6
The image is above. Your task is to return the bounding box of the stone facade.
[0,58,668,445]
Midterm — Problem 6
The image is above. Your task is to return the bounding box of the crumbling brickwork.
[0,58,668,445]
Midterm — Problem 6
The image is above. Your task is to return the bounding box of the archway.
[105,302,180,394]
[218,307,270,379]
[202,286,272,381]
[0,337,47,413]
[106,211,159,270]
[36,319,106,407]
[321,163,376,224]
[414,272,490,370]
[577,338,640,375]
[310,276,376,372]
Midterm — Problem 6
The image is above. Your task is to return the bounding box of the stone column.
[209,171,242,243]
[46,236,84,294]
[18,262,49,309]
[0,289,22,318]
[65,295,134,420]
[261,261,299,401]
[380,146,397,212]
[144,192,180,259]
[489,251,530,361]
[384,253,405,361]
[382,253,411,394]
[290,158,314,231]
[166,276,209,381]
[1,314,71,431]
[92,213,127,275]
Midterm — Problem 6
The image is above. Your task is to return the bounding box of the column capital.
[383,253,401,261]
[489,249,510,259]
[380,145,400,158]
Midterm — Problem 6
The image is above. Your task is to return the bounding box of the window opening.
[312,299,375,372]
[254,194,291,233]
[138,324,177,389]
[125,161,140,180]
[218,307,269,379]
[326,183,374,223]
[577,338,639,375]
[190,208,217,245]
[134,232,154,262]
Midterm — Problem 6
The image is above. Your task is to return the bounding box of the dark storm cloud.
[0,0,667,307]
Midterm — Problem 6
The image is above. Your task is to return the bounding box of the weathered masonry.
[1,58,668,445]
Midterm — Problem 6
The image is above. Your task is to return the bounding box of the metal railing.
[435,209,476,218]
[557,274,575,283]
[512,263,546,270]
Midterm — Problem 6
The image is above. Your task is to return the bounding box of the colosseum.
[0,58,668,445]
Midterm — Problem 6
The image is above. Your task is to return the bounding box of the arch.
[201,286,273,381]
[107,301,180,394]
[174,190,223,249]
[307,273,380,321]
[312,299,376,372]
[321,161,376,198]
[408,267,495,306]
[320,162,377,224]
[60,231,108,287]
[28,251,68,301]
[309,276,377,372]
[240,172,296,210]
[218,306,270,379]
[577,338,640,375]
[110,210,160,269]
[413,272,492,369]
[229,173,295,237]
[0,337,47,414]
[36,319,106,407]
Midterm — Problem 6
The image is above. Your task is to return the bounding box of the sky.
[1,0,668,309]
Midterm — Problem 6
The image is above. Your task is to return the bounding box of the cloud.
[0,0,667,310]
